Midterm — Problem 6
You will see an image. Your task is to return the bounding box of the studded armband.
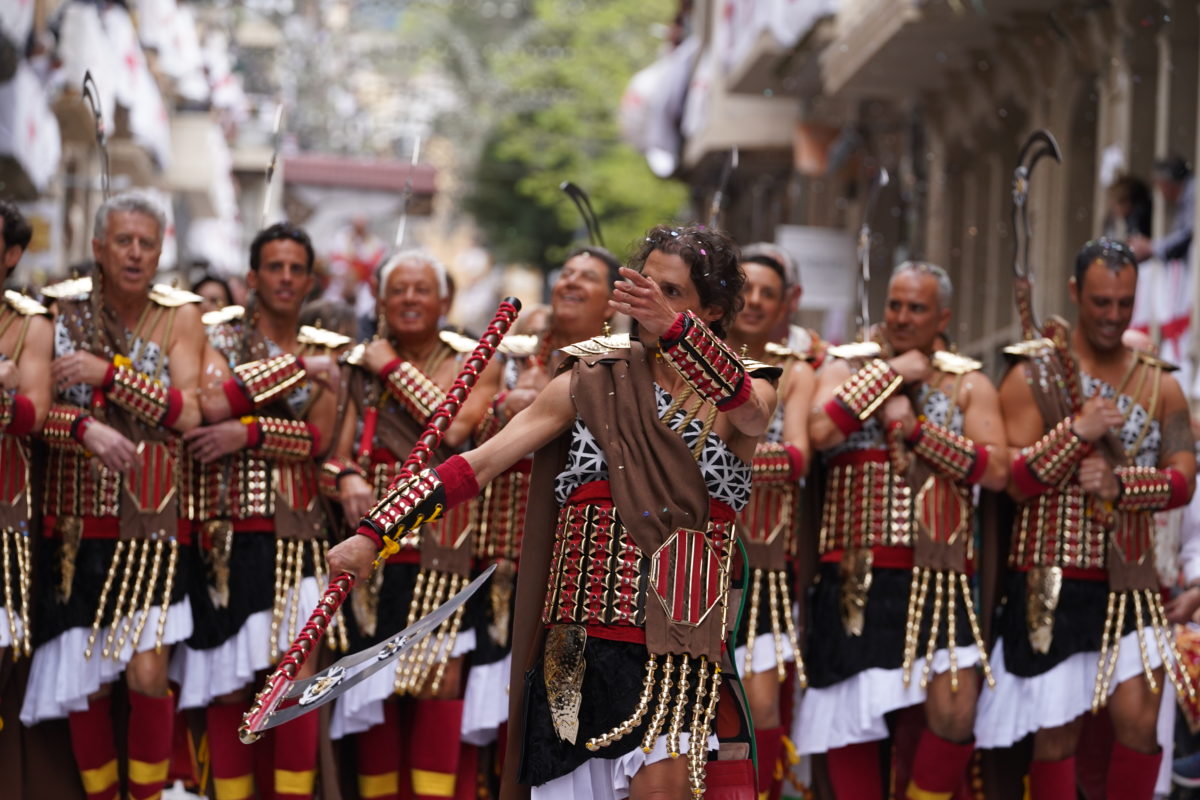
[103,360,184,428]
[825,359,903,435]
[659,310,751,411]
[356,454,480,549]
[42,403,92,447]
[908,421,988,484]
[381,359,447,423]
[1115,466,1190,512]
[751,441,805,483]
[250,417,320,461]
[321,456,368,498]
[226,354,307,415]
[1012,418,1092,496]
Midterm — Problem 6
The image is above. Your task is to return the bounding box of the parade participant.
[0,201,52,664]
[797,261,1008,799]
[975,238,1196,799]
[319,249,499,800]
[724,245,816,799]
[466,246,619,753]
[170,222,346,800]
[327,224,777,800]
[21,191,206,800]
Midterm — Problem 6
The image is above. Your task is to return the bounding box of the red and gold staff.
[319,250,500,800]
[21,191,206,800]
[172,222,346,800]
[725,244,817,799]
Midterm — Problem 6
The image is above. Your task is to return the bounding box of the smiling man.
[797,261,1008,800]
[21,191,206,800]
[976,238,1196,799]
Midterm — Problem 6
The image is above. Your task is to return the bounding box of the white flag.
[0,61,62,192]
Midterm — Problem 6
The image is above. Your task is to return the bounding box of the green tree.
[460,0,689,269]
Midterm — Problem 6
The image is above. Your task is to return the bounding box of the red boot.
[411,699,464,800]
[1029,756,1075,800]
[207,701,256,800]
[1105,742,1162,800]
[357,700,404,800]
[273,711,318,800]
[68,695,119,800]
[127,690,175,800]
[906,729,974,799]
[825,740,882,799]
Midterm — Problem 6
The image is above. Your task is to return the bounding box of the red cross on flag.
[0,62,62,192]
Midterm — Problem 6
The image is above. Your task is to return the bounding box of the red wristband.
[1167,467,1190,510]
[163,387,184,427]
[356,527,383,548]
[905,420,924,446]
[72,414,94,444]
[380,358,404,379]
[244,418,263,448]
[436,454,480,507]
[1011,453,1052,498]
[966,444,989,485]
[783,442,806,481]
[306,421,322,456]
[101,363,116,391]
[660,312,687,346]
[823,398,863,437]
[6,394,36,436]
[222,378,254,417]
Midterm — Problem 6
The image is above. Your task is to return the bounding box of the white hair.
[891,261,953,309]
[377,249,450,299]
[94,190,167,242]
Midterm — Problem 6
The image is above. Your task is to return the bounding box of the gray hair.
[377,249,450,300]
[93,190,167,242]
[891,261,953,309]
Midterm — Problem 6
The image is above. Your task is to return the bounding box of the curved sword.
[394,136,423,248]
[260,103,285,229]
[81,72,110,200]
[856,167,890,340]
[559,181,604,248]
[1011,129,1062,340]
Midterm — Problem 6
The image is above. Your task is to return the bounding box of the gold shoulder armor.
[201,305,245,326]
[764,341,798,361]
[1134,349,1179,372]
[438,329,478,354]
[1002,338,1055,359]
[4,290,49,317]
[498,333,540,357]
[931,350,983,375]
[560,333,631,357]
[41,275,93,299]
[149,284,204,308]
[742,357,784,382]
[826,341,883,361]
[299,325,353,350]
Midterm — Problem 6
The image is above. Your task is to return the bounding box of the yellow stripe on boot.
[128,757,170,786]
[412,768,456,797]
[359,771,401,799]
[80,759,119,795]
[213,774,255,800]
[906,782,953,800]
[276,768,316,795]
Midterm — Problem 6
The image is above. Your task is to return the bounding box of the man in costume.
[328,224,778,799]
[467,246,619,755]
[320,249,500,800]
[975,238,1196,799]
[796,261,1009,799]
[171,222,346,800]
[725,245,816,799]
[0,200,51,668]
[20,191,206,800]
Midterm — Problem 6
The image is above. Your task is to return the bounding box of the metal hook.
[856,166,890,339]
[1010,129,1061,338]
[560,181,605,248]
[394,136,423,249]
[81,71,110,200]
[261,103,285,229]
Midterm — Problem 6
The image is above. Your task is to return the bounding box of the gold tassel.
[779,572,807,688]
[153,537,178,653]
[743,569,762,675]
[430,576,469,695]
[587,656,658,752]
[688,661,721,797]
[2,529,18,658]
[86,540,126,659]
[959,574,995,688]
[1093,591,1127,712]
[287,539,304,645]
[667,655,692,758]
[127,538,165,655]
[99,540,140,659]
[1131,589,1160,695]
[767,571,786,682]
[269,538,286,660]
[111,537,152,659]
[58,516,83,602]
[640,655,674,753]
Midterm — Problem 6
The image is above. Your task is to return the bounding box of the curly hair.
[629,225,743,338]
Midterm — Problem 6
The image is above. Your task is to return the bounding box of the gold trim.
[410,768,456,797]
